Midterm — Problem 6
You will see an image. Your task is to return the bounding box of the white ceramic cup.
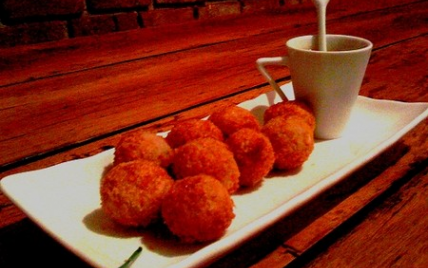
[256,34,373,139]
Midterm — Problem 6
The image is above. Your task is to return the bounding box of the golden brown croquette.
[100,160,174,227]
[262,116,314,170]
[263,100,316,130]
[114,131,174,168]
[161,174,235,243]
[209,105,261,137]
[172,138,240,194]
[165,119,224,148]
[226,128,275,187]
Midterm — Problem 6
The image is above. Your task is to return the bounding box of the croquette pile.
[100,100,315,243]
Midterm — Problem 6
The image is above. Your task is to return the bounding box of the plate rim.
[1,91,428,268]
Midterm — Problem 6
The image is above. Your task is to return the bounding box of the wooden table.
[1,0,427,267]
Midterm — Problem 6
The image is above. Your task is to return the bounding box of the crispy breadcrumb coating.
[262,116,314,170]
[114,131,174,168]
[172,138,240,194]
[166,119,224,148]
[226,128,275,187]
[264,100,316,130]
[100,160,174,227]
[209,105,261,137]
[161,174,235,243]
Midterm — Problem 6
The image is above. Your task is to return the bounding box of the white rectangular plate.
[2,84,428,268]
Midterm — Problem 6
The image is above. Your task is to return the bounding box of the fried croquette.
[100,160,174,227]
[209,105,261,137]
[263,100,316,130]
[161,174,235,243]
[114,131,174,168]
[226,128,275,187]
[165,119,224,148]
[262,116,314,170]
[172,138,240,194]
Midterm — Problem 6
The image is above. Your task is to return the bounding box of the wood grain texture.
[211,116,427,268]
[1,1,427,170]
[300,168,428,268]
[0,0,418,87]
[246,119,427,268]
[0,1,427,268]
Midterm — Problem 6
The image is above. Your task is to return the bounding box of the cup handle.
[256,56,289,101]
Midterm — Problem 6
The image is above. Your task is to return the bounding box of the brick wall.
[0,0,309,47]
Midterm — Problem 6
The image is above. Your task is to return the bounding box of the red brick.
[2,0,84,20]
[157,0,201,3]
[0,0,286,47]
[0,21,68,47]
[115,12,141,31]
[141,8,195,27]
[198,1,241,19]
[241,0,281,13]
[71,14,116,37]
[87,0,151,10]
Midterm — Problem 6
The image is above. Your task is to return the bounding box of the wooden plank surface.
[1,1,427,171]
[299,166,428,268]
[0,1,427,267]
[0,86,271,228]
[208,34,428,268]
[0,0,418,87]
[246,120,427,268]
